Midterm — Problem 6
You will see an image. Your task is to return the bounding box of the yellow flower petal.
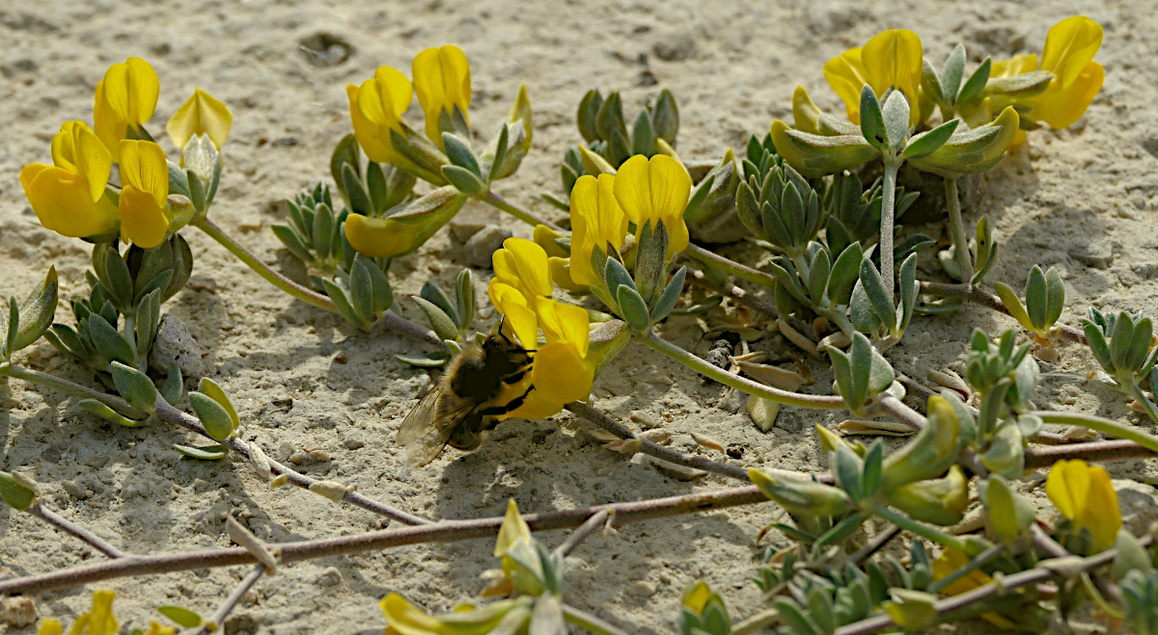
[21,164,118,238]
[1041,16,1103,89]
[1045,459,1086,520]
[118,140,169,208]
[119,185,170,248]
[494,498,531,557]
[380,593,442,635]
[501,387,564,420]
[613,154,691,256]
[492,238,552,298]
[861,29,923,127]
[569,173,628,286]
[343,213,419,258]
[534,298,589,357]
[87,590,119,635]
[992,53,1039,79]
[166,88,233,151]
[412,45,471,145]
[348,67,413,165]
[93,57,159,159]
[51,121,112,203]
[1023,61,1104,129]
[490,285,539,351]
[823,48,867,124]
[1083,464,1121,551]
[529,342,593,406]
[792,86,823,135]
[36,619,63,635]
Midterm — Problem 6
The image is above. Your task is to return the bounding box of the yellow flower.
[569,173,628,287]
[93,57,159,160]
[1045,458,1121,552]
[931,549,1018,629]
[118,140,172,248]
[49,589,119,635]
[166,88,233,151]
[488,239,595,419]
[1001,17,1104,130]
[823,29,923,127]
[613,154,691,261]
[380,593,445,635]
[20,120,118,240]
[490,237,554,302]
[412,45,471,147]
[143,623,176,635]
[347,66,415,166]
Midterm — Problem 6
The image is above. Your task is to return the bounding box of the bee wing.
[396,385,478,467]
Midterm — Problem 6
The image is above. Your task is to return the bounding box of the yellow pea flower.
[166,88,233,152]
[93,57,159,160]
[569,173,628,287]
[380,593,445,635]
[412,45,472,147]
[823,29,923,127]
[488,239,596,419]
[1045,458,1121,552]
[612,154,691,261]
[118,139,171,248]
[931,549,1018,629]
[347,66,415,167]
[1002,16,1104,130]
[20,120,118,240]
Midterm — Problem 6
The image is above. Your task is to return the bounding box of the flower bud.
[884,465,969,526]
[749,468,854,518]
[344,185,467,258]
[769,120,877,178]
[880,395,962,491]
[909,107,1019,176]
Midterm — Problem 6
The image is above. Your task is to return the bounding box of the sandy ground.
[1,0,1157,633]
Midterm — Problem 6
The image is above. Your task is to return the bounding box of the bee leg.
[502,369,528,385]
[480,384,534,416]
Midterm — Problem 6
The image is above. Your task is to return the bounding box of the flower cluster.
[342,45,533,259]
[488,238,596,419]
[20,57,232,248]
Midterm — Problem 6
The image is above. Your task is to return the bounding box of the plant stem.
[0,485,770,595]
[927,543,1004,594]
[480,190,563,231]
[879,162,899,304]
[871,505,970,553]
[565,401,751,481]
[943,178,974,284]
[640,332,847,410]
[198,564,266,635]
[1025,438,1157,466]
[919,281,1086,344]
[193,218,337,312]
[26,504,125,558]
[835,535,1152,635]
[150,398,431,526]
[684,244,779,289]
[561,603,631,635]
[553,509,609,559]
[1033,410,1158,455]
[0,363,147,418]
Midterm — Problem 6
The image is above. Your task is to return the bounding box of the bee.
[396,331,534,467]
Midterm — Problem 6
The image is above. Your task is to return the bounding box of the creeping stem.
[1033,410,1158,455]
[194,218,337,312]
[193,218,442,346]
[640,331,847,410]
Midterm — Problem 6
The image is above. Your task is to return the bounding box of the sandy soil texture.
[1,0,1157,633]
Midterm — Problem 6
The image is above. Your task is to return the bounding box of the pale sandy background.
[1,0,1156,633]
